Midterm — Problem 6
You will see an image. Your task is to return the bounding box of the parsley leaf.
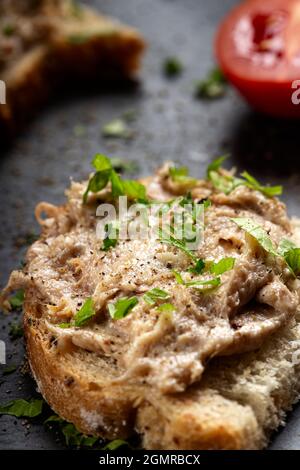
[241,171,282,197]
[62,423,98,447]
[210,257,235,275]
[0,399,43,418]
[188,259,205,274]
[143,288,170,306]
[172,270,185,285]
[206,157,283,198]
[9,290,24,309]
[157,303,175,312]
[83,169,111,203]
[74,298,95,327]
[84,155,147,203]
[45,415,99,447]
[159,228,198,262]
[196,68,226,99]
[284,248,300,276]
[2,365,17,376]
[163,57,183,77]
[169,166,197,190]
[92,154,112,172]
[173,270,221,290]
[102,119,133,139]
[108,297,138,320]
[231,218,277,256]
[278,239,297,257]
[185,277,221,289]
[9,323,24,339]
[102,439,129,450]
[206,155,228,178]
[101,223,119,252]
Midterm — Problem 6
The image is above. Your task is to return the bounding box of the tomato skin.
[215,0,300,118]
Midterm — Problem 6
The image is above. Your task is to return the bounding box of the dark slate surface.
[1,0,300,450]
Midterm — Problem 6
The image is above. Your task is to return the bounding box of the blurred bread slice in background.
[0,0,145,134]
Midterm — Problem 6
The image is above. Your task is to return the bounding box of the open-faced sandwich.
[2,155,300,449]
[0,0,145,132]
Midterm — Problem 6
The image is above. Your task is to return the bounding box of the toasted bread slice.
[3,167,300,449]
[0,1,145,133]
[23,271,300,449]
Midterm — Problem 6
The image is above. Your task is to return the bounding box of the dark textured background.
[1,0,300,449]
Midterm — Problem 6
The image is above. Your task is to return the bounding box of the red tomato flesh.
[215,0,300,117]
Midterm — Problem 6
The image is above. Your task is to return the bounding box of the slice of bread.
[3,167,300,449]
[24,276,300,449]
[0,1,145,133]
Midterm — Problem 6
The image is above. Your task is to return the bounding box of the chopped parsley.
[101,223,119,251]
[84,154,146,203]
[188,258,205,274]
[143,288,170,306]
[195,68,226,99]
[241,171,282,197]
[169,166,197,190]
[231,218,277,256]
[0,399,43,418]
[9,323,24,339]
[74,298,96,327]
[102,119,133,139]
[2,365,17,376]
[278,238,297,256]
[156,303,175,312]
[207,156,282,197]
[102,439,129,450]
[163,57,183,77]
[9,290,24,309]
[283,248,300,276]
[159,228,198,262]
[210,257,235,275]
[173,270,221,290]
[108,296,138,320]
[45,415,99,447]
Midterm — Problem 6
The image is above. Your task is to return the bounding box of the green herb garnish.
[207,157,282,197]
[108,296,138,320]
[102,439,129,450]
[196,68,226,99]
[101,223,119,252]
[210,257,235,275]
[156,303,175,312]
[45,415,98,447]
[0,399,43,418]
[159,228,198,262]
[278,238,297,256]
[102,119,133,139]
[143,288,170,306]
[9,290,24,309]
[74,298,96,327]
[163,57,183,77]
[169,166,197,190]
[231,218,277,256]
[84,154,146,203]
[188,258,205,274]
[284,248,300,276]
[241,171,282,197]
[2,365,17,376]
[9,323,24,339]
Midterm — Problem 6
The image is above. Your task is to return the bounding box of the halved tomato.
[215,0,300,117]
